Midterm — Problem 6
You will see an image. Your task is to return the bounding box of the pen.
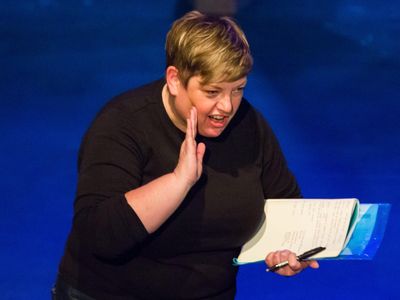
[266,246,326,272]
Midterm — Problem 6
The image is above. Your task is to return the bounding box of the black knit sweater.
[58,79,301,300]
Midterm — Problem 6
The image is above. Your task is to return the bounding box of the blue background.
[1,1,399,299]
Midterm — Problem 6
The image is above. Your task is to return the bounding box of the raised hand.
[174,107,206,189]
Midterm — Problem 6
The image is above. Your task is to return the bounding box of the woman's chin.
[198,127,225,138]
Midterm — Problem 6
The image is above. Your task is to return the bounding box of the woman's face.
[172,75,247,138]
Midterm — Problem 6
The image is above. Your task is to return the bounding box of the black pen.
[266,246,326,272]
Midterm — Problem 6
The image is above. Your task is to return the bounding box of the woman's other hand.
[265,250,319,276]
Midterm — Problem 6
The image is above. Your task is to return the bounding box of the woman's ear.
[165,66,180,96]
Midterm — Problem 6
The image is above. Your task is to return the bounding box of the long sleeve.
[70,105,149,260]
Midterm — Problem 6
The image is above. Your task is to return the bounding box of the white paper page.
[237,198,357,263]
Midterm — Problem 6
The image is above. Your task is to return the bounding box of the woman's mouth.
[208,115,228,127]
[209,115,225,121]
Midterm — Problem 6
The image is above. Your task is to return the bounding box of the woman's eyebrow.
[203,84,222,90]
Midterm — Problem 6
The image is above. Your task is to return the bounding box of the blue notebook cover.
[329,203,391,260]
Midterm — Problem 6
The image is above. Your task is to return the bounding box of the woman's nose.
[216,93,233,114]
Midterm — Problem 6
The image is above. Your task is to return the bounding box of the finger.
[265,251,292,268]
[277,250,290,265]
[197,142,206,162]
[308,260,320,269]
[191,107,197,138]
[272,254,295,276]
[287,253,302,271]
[196,142,206,177]
[276,251,295,275]
[191,112,195,139]
[276,251,284,266]
[265,252,274,266]
[186,115,194,143]
[184,118,196,161]
[267,250,286,266]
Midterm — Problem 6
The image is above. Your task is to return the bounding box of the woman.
[53,10,318,300]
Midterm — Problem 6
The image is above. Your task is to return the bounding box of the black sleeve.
[259,116,302,199]
[70,105,149,260]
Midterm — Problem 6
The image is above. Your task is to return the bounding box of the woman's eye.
[233,87,245,94]
[205,90,219,97]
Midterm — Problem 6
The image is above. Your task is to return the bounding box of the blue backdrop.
[1,1,399,299]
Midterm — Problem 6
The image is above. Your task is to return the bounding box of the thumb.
[308,260,320,269]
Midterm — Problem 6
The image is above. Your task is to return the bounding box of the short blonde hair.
[165,11,253,86]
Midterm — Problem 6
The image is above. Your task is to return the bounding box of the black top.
[58,79,301,300]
